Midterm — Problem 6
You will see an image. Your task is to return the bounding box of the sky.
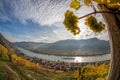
[0,0,109,43]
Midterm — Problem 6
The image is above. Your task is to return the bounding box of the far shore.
[20,47,110,57]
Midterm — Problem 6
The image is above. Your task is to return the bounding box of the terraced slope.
[0,44,74,80]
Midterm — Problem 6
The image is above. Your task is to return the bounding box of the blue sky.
[0,0,109,42]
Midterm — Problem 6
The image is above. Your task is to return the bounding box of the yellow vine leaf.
[85,16,105,33]
[93,0,110,4]
[70,0,81,10]
[84,0,91,6]
[74,70,79,78]
[93,0,120,4]
[107,2,120,8]
[63,10,80,35]
[110,0,120,3]
[93,0,120,8]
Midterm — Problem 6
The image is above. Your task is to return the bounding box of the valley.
[14,38,110,56]
[0,33,110,80]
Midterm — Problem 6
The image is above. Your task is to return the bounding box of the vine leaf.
[84,0,91,6]
[63,10,80,35]
[85,16,105,33]
[70,0,81,10]
[93,0,110,4]
[107,3,120,8]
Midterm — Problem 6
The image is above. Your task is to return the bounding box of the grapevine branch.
[90,0,97,12]
[79,11,120,19]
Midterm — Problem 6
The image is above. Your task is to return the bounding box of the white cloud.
[11,0,70,25]
[0,0,109,42]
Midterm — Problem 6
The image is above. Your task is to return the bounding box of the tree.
[63,0,120,80]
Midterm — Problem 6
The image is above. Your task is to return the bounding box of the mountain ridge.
[14,38,110,56]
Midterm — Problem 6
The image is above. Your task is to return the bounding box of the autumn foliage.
[63,0,120,35]
[63,10,80,35]
[74,64,110,80]
[0,44,63,73]
[85,16,105,33]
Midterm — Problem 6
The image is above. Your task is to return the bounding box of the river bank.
[24,48,109,57]
[17,47,110,63]
[25,56,110,71]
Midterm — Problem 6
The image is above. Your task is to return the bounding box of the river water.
[18,48,110,63]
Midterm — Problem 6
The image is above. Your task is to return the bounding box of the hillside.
[0,33,109,80]
[0,33,23,55]
[0,34,74,80]
[15,38,110,56]
[0,51,73,80]
[0,44,109,80]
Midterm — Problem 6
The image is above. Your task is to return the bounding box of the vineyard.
[0,44,110,80]
[0,44,63,73]
[74,64,109,80]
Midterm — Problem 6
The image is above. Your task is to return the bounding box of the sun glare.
[74,57,83,63]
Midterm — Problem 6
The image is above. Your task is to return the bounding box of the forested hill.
[15,38,110,56]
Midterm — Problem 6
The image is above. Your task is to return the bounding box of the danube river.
[18,48,110,63]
